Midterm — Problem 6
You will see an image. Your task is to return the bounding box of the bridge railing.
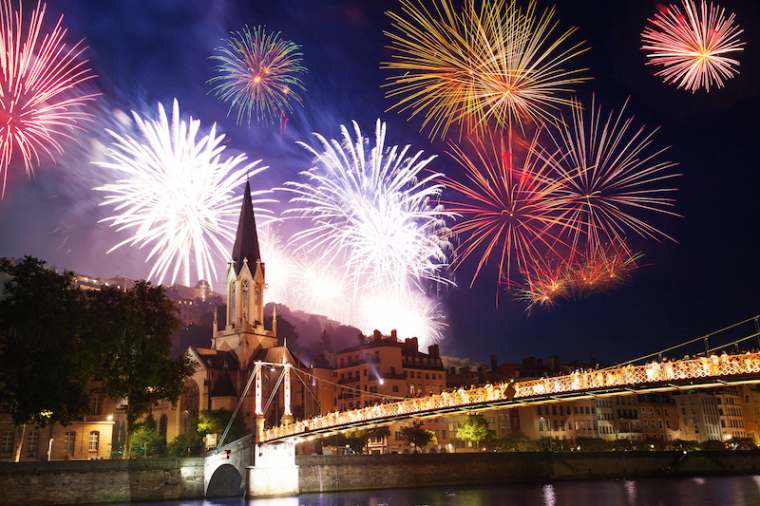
[262,350,760,442]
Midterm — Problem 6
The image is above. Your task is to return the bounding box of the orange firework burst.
[382,0,589,139]
[548,96,681,261]
[572,243,642,290]
[444,128,571,295]
[517,260,570,311]
[641,0,745,93]
[518,243,641,311]
[0,0,97,197]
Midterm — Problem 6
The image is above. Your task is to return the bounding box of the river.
[115,475,760,506]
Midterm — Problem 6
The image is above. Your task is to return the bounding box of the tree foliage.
[197,409,247,444]
[0,257,101,460]
[456,414,492,446]
[400,421,435,450]
[0,257,96,427]
[87,281,194,457]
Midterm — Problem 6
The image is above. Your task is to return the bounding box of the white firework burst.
[284,119,452,294]
[94,99,275,286]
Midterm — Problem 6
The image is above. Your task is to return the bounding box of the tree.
[456,414,492,448]
[494,434,538,452]
[129,415,166,458]
[197,409,247,445]
[167,430,203,457]
[400,422,435,452]
[0,257,97,461]
[89,282,194,458]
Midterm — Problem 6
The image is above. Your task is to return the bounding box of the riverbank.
[297,451,760,493]
[1,451,759,505]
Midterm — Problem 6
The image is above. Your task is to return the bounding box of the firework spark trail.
[209,25,306,124]
[444,127,573,296]
[284,119,452,294]
[95,99,276,286]
[382,0,589,138]
[641,0,744,93]
[0,0,98,197]
[548,96,681,263]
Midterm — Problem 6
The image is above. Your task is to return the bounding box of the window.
[88,431,100,452]
[0,432,13,455]
[392,385,399,393]
[64,432,76,454]
[27,431,39,457]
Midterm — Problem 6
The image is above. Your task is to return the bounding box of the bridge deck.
[262,351,760,443]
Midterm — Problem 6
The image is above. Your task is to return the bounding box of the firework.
[444,128,571,294]
[571,243,641,290]
[95,99,275,286]
[382,0,589,138]
[284,119,452,293]
[0,0,97,197]
[641,0,744,93]
[549,96,680,259]
[209,25,306,124]
[517,243,641,311]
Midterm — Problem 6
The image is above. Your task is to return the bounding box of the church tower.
[212,180,277,364]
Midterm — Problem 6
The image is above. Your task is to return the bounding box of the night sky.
[1,0,759,365]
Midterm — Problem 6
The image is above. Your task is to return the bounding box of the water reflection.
[109,475,760,506]
[542,483,556,506]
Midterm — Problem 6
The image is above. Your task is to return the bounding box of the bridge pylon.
[247,440,299,497]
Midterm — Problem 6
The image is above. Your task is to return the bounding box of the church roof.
[191,347,239,370]
[209,371,237,397]
[231,180,262,275]
[252,346,306,369]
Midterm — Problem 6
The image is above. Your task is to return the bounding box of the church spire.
[231,180,261,274]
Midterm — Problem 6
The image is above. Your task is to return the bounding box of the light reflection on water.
[113,475,760,506]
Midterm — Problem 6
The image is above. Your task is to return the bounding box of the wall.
[297,451,760,493]
[0,458,204,506]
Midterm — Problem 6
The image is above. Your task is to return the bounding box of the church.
[154,181,319,446]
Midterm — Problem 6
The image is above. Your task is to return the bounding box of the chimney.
[490,354,498,371]
[428,344,440,358]
[404,337,419,352]
[390,329,397,340]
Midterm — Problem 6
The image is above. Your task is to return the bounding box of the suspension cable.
[608,313,760,369]
[295,367,406,401]
[262,368,287,415]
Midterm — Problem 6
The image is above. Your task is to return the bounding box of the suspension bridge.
[204,315,760,498]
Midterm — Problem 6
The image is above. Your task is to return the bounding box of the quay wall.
[297,451,760,493]
[0,458,204,506]
[2,451,760,504]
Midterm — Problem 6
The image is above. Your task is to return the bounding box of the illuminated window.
[26,431,39,457]
[88,431,100,452]
[64,432,76,454]
[0,432,13,455]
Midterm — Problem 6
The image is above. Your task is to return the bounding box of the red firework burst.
[0,0,97,197]
[444,128,572,297]
[548,96,680,262]
[641,0,745,93]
